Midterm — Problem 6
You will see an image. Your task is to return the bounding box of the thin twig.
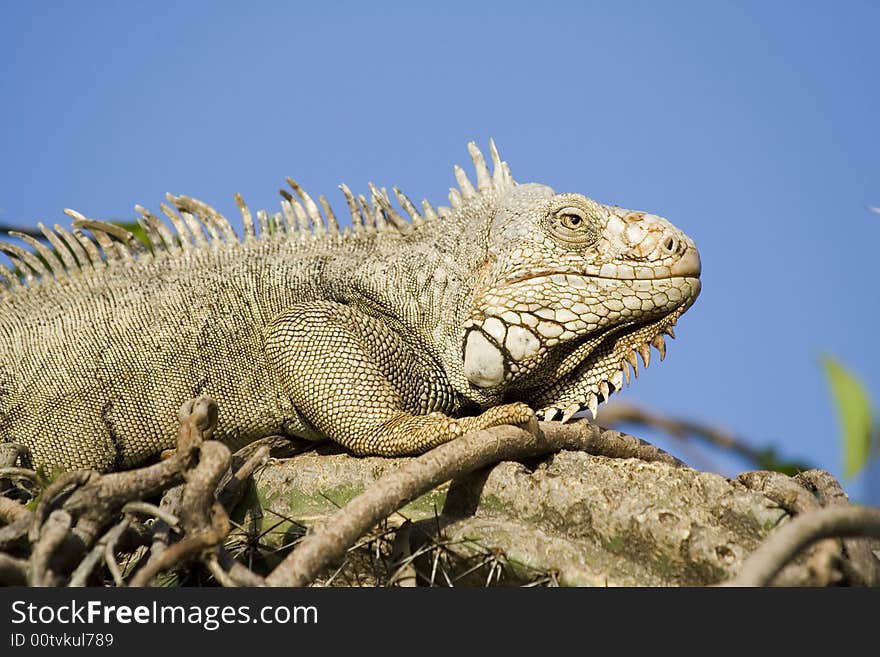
[129,533,219,587]
[220,444,270,510]
[69,541,109,587]
[0,496,32,524]
[29,509,72,586]
[69,518,139,587]
[217,548,266,586]
[122,501,181,531]
[724,506,880,586]
[388,522,418,587]
[30,471,96,541]
[0,446,32,499]
[0,467,38,481]
[598,401,771,466]
[103,519,131,586]
[148,485,184,564]
[0,514,33,551]
[130,439,231,587]
[0,443,28,468]
[206,553,239,587]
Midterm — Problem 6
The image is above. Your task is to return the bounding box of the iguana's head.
[456,142,701,421]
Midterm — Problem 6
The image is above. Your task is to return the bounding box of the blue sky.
[2,2,878,499]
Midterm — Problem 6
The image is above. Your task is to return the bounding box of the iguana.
[0,141,701,472]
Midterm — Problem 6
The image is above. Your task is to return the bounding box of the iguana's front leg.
[265,301,533,456]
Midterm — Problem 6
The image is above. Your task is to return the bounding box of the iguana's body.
[0,142,700,472]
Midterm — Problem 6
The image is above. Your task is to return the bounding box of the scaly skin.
[0,141,700,472]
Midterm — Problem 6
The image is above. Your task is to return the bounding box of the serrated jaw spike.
[610,370,623,391]
[637,344,651,369]
[587,394,598,420]
[651,334,667,360]
[625,351,639,375]
[560,404,581,424]
[664,326,676,339]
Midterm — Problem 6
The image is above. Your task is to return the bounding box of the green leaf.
[820,355,875,478]
[112,220,149,246]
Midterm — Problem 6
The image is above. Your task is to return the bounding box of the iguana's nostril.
[662,236,678,254]
[670,246,701,277]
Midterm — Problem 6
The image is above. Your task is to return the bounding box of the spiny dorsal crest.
[0,139,514,292]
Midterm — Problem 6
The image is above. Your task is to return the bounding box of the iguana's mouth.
[500,251,701,287]
[528,293,696,422]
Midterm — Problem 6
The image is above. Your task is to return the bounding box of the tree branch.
[597,401,804,471]
[724,506,880,586]
[0,496,32,524]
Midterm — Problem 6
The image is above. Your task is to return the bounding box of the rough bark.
[253,443,876,586]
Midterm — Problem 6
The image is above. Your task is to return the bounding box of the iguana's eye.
[544,205,599,247]
[559,209,585,230]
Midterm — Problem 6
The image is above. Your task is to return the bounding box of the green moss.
[653,552,677,576]
[277,484,364,519]
[476,494,508,513]
[258,481,453,525]
[601,534,626,554]
[399,487,449,518]
[763,513,787,533]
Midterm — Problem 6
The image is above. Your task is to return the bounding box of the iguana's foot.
[456,401,536,436]
[349,401,536,456]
